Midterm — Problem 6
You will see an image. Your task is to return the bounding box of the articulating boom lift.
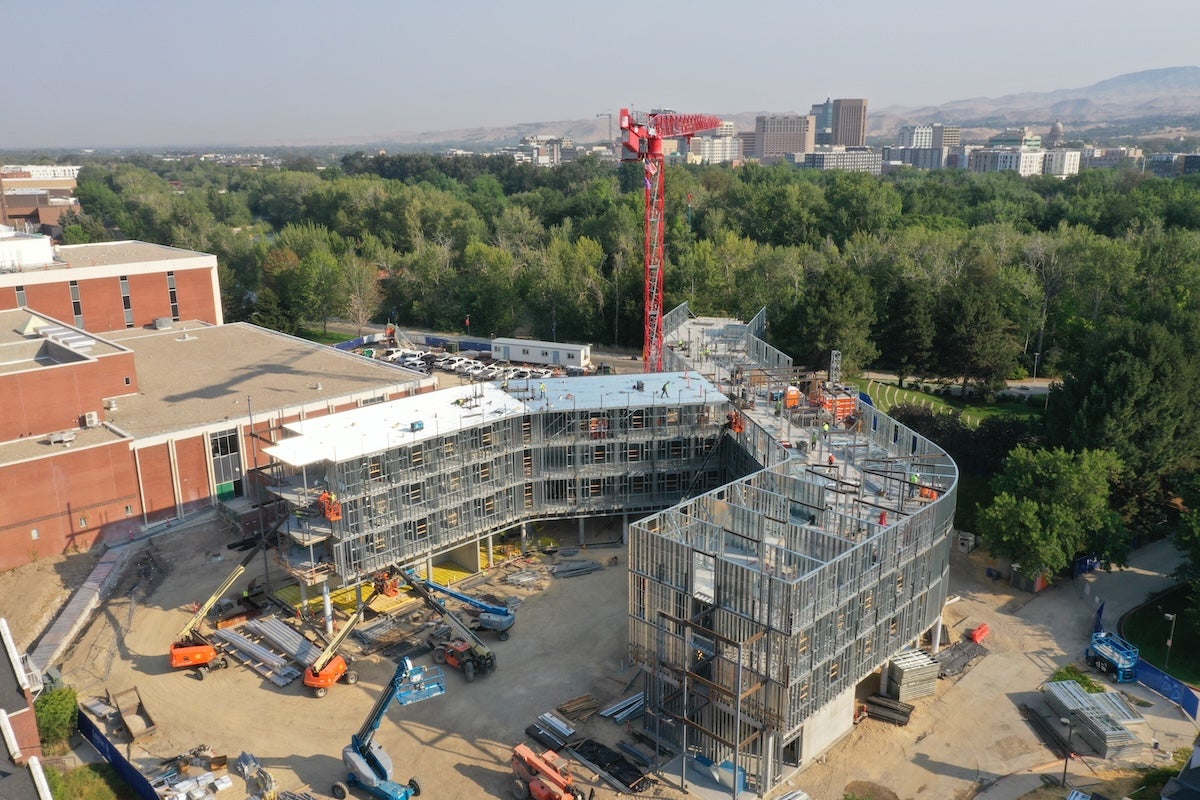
[304,588,378,697]
[170,541,267,676]
[402,572,497,681]
[619,108,721,372]
[416,573,516,640]
[331,657,447,800]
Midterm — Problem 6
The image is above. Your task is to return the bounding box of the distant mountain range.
[867,66,1200,139]
[371,66,1200,149]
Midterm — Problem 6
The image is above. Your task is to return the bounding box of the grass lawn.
[1121,583,1200,686]
[46,762,136,800]
[857,378,1044,427]
[298,327,353,346]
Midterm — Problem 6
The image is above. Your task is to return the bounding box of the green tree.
[35,685,78,747]
[1047,318,1200,519]
[977,446,1126,574]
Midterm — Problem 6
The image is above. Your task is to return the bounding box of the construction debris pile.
[149,745,233,799]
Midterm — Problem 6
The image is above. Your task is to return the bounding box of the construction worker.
[879,510,888,526]
[822,422,830,438]
[828,454,836,467]
[539,381,547,398]
[661,381,671,398]
[910,472,920,498]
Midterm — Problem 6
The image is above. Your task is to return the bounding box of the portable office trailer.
[491,338,591,369]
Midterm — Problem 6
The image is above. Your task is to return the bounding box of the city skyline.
[4,0,1198,149]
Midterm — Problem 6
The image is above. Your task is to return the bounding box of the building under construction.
[263,375,735,587]
[259,302,957,795]
[625,304,957,793]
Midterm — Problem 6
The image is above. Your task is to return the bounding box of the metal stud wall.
[628,405,957,793]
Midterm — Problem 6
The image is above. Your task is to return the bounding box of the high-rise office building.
[754,114,816,162]
[810,98,834,146]
[897,124,959,149]
[931,123,960,149]
[831,98,868,147]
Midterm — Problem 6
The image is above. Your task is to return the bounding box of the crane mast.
[619,108,722,372]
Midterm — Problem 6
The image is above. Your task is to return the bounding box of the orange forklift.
[510,743,584,800]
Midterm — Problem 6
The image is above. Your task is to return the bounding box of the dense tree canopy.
[65,154,1200,565]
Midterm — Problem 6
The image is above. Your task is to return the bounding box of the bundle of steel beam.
[212,629,301,686]
[244,617,322,665]
[551,560,604,578]
[600,692,645,720]
[865,694,914,726]
[505,570,540,586]
[525,723,566,751]
[537,712,575,741]
[1044,680,1144,726]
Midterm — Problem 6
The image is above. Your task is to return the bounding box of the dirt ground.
[49,520,670,800]
[9,524,1196,800]
[0,549,100,651]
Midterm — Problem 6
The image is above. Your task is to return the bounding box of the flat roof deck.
[101,322,430,439]
[266,372,725,468]
[55,240,213,269]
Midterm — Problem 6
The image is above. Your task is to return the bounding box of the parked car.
[437,356,466,370]
[401,358,428,372]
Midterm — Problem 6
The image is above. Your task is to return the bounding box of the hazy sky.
[6,0,1196,149]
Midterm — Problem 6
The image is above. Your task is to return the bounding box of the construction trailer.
[490,337,591,370]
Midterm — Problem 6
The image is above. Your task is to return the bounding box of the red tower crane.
[619,108,722,372]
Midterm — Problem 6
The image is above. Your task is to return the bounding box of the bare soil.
[0,549,100,650]
[9,527,1194,800]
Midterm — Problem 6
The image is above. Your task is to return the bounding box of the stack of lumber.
[558,694,601,722]
[864,694,914,726]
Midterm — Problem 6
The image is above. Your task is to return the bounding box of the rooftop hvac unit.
[82,411,100,428]
[154,317,173,330]
[104,398,119,411]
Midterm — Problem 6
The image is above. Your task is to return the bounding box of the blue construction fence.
[1136,659,1199,720]
[77,711,158,800]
